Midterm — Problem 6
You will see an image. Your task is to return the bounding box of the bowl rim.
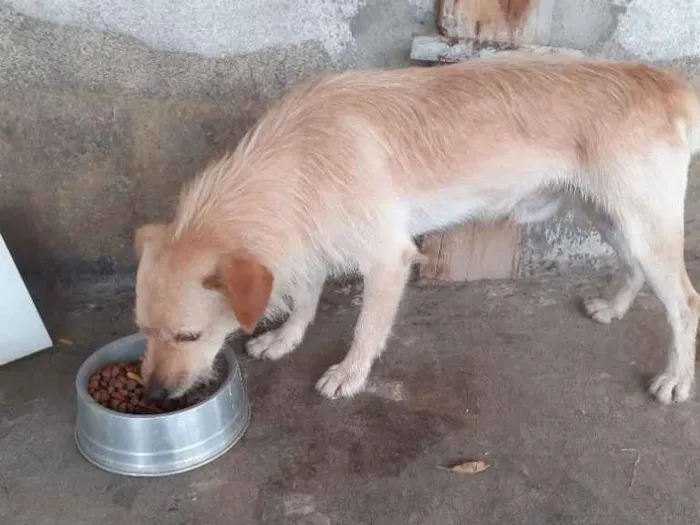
[75,332,239,420]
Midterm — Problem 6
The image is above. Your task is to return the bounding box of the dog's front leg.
[246,271,326,360]
[315,244,415,399]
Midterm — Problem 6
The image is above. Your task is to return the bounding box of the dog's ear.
[134,223,169,263]
[203,254,273,334]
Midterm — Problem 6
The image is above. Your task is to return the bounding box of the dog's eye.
[174,332,201,343]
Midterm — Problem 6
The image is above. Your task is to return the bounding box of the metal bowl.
[74,333,250,477]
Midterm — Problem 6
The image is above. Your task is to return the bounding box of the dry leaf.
[441,459,490,475]
[57,338,73,346]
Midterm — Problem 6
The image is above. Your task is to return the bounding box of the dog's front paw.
[246,329,298,361]
[649,371,694,404]
[583,298,619,324]
[315,362,369,399]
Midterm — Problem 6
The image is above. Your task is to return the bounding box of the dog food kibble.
[87,361,220,415]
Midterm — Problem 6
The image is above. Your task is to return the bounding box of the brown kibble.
[88,359,223,415]
[112,391,127,402]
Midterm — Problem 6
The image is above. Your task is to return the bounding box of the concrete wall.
[0,0,699,286]
[0,0,433,285]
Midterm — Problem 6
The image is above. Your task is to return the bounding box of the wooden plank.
[437,0,540,42]
[419,220,520,282]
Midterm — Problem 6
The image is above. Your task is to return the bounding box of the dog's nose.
[145,379,168,400]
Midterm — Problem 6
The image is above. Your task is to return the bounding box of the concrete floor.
[2,270,700,525]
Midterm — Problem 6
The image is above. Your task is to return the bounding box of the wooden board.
[437,0,556,44]
[419,221,520,282]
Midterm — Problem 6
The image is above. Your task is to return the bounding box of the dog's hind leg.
[246,270,326,360]
[595,150,700,403]
[640,234,700,404]
[583,207,645,324]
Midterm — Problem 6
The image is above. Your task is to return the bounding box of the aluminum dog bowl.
[75,333,250,476]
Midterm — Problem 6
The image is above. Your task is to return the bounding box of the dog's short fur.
[135,56,700,404]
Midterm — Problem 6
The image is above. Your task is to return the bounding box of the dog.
[134,56,700,404]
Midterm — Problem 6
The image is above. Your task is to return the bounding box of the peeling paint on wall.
[518,210,615,277]
[5,0,369,60]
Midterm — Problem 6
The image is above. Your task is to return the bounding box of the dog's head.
[134,223,273,398]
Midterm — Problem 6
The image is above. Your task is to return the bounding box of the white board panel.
[0,234,52,365]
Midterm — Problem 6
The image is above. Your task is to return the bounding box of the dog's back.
[176,57,700,272]
[248,57,700,185]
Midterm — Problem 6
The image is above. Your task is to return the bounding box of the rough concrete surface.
[3,266,700,525]
[0,0,432,282]
[610,0,700,61]
[2,0,700,283]
[4,0,367,60]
